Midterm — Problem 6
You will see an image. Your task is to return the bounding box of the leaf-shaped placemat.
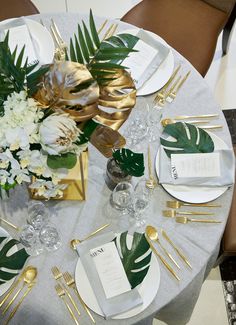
[113,148,144,177]
[115,231,152,289]
[160,122,214,158]
[0,237,29,285]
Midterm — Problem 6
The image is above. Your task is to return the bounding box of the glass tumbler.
[19,225,44,256]
[39,224,61,251]
[110,181,134,215]
[27,201,49,232]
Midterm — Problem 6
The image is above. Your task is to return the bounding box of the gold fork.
[63,272,95,323]
[52,266,80,317]
[163,210,214,218]
[154,64,181,104]
[158,75,181,107]
[168,71,191,102]
[55,284,80,325]
[176,216,221,224]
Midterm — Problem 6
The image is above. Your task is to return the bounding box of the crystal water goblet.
[132,179,153,227]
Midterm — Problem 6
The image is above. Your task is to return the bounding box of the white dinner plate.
[75,233,160,319]
[0,227,18,296]
[155,132,229,203]
[121,28,174,96]
[0,18,54,65]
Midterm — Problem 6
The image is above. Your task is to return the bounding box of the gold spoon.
[70,223,110,250]
[0,266,35,308]
[146,225,180,269]
[145,226,180,281]
[2,266,37,315]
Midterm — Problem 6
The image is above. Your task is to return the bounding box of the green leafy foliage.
[68,10,139,84]
[115,231,152,289]
[0,31,49,113]
[113,148,144,177]
[160,122,215,158]
[47,153,77,169]
[0,237,29,285]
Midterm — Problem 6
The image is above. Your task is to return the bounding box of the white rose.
[39,113,81,155]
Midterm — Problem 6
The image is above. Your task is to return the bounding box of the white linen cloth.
[0,13,234,325]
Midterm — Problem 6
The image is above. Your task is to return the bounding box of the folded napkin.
[122,29,170,89]
[76,232,143,319]
[0,17,37,64]
[158,146,235,187]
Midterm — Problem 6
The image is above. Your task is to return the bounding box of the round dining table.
[0,12,234,325]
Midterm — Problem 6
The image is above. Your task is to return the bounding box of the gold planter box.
[29,151,88,201]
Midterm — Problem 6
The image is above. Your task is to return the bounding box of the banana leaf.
[113,148,144,177]
[160,122,214,158]
[114,231,152,289]
[0,237,29,285]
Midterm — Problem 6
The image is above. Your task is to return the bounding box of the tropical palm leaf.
[68,10,139,84]
[160,122,215,158]
[0,237,29,285]
[0,31,49,105]
[114,231,152,289]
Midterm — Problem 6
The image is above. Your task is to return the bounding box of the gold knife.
[161,229,192,269]
[145,235,180,281]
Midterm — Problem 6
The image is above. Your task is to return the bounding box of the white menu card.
[171,152,221,179]
[90,242,131,299]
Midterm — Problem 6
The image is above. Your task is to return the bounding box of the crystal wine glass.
[132,179,153,227]
[39,224,61,251]
[19,225,44,256]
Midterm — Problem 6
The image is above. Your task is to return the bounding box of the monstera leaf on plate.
[0,237,29,285]
[114,231,152,289]
[160,122,214,158]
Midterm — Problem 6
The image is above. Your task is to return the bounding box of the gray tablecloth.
[0,13,234,325]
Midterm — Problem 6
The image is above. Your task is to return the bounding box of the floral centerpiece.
[0,11,141,199]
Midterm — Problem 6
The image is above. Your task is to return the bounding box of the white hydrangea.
[0,90,43,150]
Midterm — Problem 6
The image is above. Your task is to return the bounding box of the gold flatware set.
[97,19,118,40]
[154,65,191,106]
[53,266,95,324]
[145,225,192,281]
[0,266,37,324]
[163,201,221,224]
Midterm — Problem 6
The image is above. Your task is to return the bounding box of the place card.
[90,241,131,299]
[171,152,221,179]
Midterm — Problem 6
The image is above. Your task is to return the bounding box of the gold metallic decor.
[30,151,88,201]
